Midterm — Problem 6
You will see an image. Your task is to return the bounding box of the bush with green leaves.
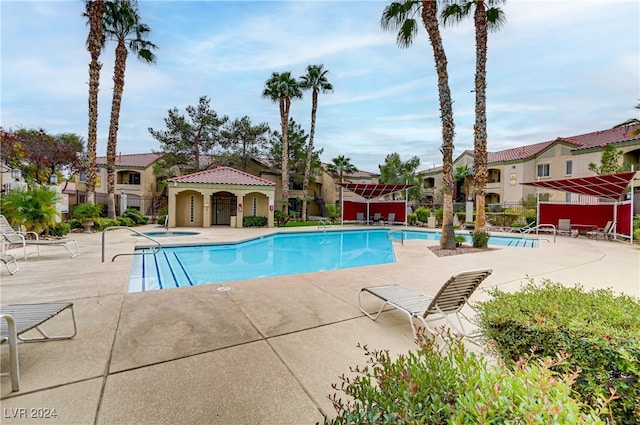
[93,217,119,231]
[476,280,640,423]
[0,187,61,234]
[49,221,71,236]
[156,206,168,226]
[327,333,608,424]
[117,216,136,227]
[634,214,640,243]
[407,213,418,225]
[434,207,444,221]
[325,204,341,222]
[470,230,490,247]
[72,202,102,221]
[414,207,430,223]
[121,208,149,225]
[243,215,267,227]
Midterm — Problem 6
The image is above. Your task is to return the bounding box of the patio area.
[1,224,638,424]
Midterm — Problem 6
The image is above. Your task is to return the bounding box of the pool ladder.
[387,229,406,245]
[101,226,162,262]
[317,219,331,232]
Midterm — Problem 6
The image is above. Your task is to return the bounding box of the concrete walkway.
[1,225,638,424]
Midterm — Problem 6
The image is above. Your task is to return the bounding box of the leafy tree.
[299,64,333,221]
[442,0,506,236]
[83,0,106,204]
[1,128,84,184]
[219,116,270,172]
[454,164,472,201]
[588,144,633,175]
[262,71,303,214]
[326,155,358,208]
[268,119,323,191]
[149,96,229,176]
[103,0,157,218]
[381,0,457,249]
[378,152,421,200]
[1,187,61,235]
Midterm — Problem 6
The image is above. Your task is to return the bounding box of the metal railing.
[101,226,162,262]
[387,229,406,245]
[317,219,331,231]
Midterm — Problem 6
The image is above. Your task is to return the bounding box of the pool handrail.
[388,229,405,245]
[317,219,331,231]
[520,223,556,243]
[101,226,162,262]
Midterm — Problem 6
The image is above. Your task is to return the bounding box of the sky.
[1,0,639,174]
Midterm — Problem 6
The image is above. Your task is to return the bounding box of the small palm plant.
[0,187,61,235]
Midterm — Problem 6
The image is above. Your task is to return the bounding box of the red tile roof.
[96,153,162,168]
[168,166,275,186]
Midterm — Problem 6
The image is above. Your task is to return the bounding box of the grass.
[283,220,335,227]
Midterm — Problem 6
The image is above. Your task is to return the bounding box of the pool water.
[128,230,395,292]
[390,230,539,248]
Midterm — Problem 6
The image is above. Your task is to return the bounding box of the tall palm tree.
[103,0,157,218]
[614,103,640,137]
[299,64,333,221]
[443,0,505,237]
[262,71,302,215]
[381,0,456,249]
[84,0,106,205]
[326,155,358,209]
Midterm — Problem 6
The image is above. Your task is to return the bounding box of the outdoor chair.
[557,218,573,237]
[0,253,19,275]
[1,302,77,392]
[358,268,493,340]
[586,220,614,240]
[372,212,382,225]
[386,213,396,225]
[355,212,365,225]
[0,215,79,260]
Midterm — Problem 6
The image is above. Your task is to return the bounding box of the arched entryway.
[211,191,237,225]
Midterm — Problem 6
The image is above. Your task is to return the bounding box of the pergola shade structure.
[339,183,415,224]
[521,172,636,200]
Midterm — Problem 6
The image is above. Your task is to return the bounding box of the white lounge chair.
[586,220,613,240]
[387,213,396,225]
[355,212,365,225]
[359,268,493,340]
[0,215,79,260]
[557,218,573,237]
[0,253,19,275]
[1,302,77,391]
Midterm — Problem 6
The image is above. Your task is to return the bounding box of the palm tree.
[262,71,302,215]
[613,103,640,137]
[326,155,358,209]
[381,0,456,249]
[443,0,505,237]
[84,0,106,205]
[103,0,157,218]
[299,64,333,221]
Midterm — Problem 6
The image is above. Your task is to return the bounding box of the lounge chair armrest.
[18,230,39,240]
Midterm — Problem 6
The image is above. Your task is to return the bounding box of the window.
[189,196,195,223]
[252,197,257,216]
[537,164,550,178]
[565,192,572,203]
[128,172,141,185]
[565,160,573,176]
[79,172,87,182]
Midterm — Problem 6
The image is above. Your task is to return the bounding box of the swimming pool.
[127,229,537,292]
[128,229,395,292]
[389,230,539,248]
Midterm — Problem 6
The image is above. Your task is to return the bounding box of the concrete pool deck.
[1,224,638,424]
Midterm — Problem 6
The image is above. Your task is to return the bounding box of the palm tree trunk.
[301,88,318,221]
[422,0,456,249]
[474,1,488,233]
[106,40,128,219]
[86,0,105,205]
[280,97,290,214]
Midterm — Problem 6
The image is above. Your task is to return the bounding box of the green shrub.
[0,187,61,234]
[414,207,430,223]
[470,230,490,247]
[476,280,640,423]
[325,204,341,222]
[72,202,102,220]
[121,208,149,224]
[434,207,443,221]
[93,217,119,231]
[49,222,71,236]
[327,333,607,424]
[243,215,267,227]
[157,206,168,226]
[117,216,136,227]
[69,219,83,229]
[454,234,466,246]
[407,213,418,225]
